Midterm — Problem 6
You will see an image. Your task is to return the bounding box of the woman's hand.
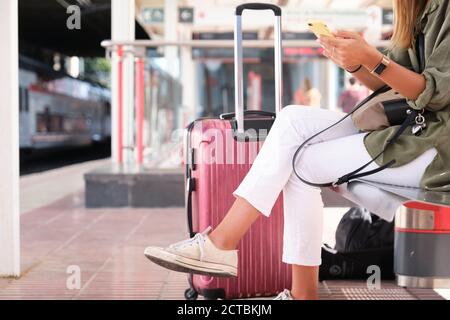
[319,30,382,71]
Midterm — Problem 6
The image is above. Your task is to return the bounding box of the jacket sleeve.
[387,47,413,69]
[407,11,450,111]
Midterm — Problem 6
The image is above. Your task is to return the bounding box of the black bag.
[319,207,395,280]
[335,207,394,252]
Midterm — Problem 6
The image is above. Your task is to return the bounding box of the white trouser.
[233,105,437,266]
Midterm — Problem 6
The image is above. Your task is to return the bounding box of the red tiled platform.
[0,192,444,300]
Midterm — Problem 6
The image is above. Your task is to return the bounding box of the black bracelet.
[347,65,362,73]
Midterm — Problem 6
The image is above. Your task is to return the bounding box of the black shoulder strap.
[416,32,425,73]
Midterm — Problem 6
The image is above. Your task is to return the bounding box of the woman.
[302,78,322,107]
[338,77,368,113]
[294,78,322,107]
[145,0,450,300]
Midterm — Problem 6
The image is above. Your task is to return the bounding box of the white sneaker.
[144,227,238,277]
[273,289,294,300]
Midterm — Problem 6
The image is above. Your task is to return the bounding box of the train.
[18,54,186,167]
[19,56,111,153]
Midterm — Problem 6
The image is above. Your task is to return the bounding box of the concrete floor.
[20,159,110,214]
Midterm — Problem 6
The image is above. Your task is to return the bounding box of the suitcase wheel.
[200,288,226,300]
[184,288,199,300]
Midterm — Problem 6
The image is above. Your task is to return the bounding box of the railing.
[102,39,390,49]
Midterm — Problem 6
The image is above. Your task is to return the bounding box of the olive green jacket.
[364,0,450,191]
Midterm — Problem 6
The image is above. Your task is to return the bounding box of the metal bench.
[334,180,450,289]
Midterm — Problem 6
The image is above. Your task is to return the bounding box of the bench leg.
[395,202,450,289]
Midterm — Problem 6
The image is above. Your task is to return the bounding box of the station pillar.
[164,0,180,79]
[326,59,339,110]
[111,0,135,164]
[180,27,197,125]
[0,0,20,277]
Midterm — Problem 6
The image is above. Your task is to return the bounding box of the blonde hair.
[302,78,312,92]
[391,0,428,49]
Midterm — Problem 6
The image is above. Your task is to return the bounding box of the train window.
[37,113,64,133]
[36,114,47,133]
[104,101,111,116]
[36,107,64,133]
[19,87,23,112]
[51,115,63,132]
[18,87,30,113]
[24,88,29,112]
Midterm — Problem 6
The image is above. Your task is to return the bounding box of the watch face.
[374,62,387,75]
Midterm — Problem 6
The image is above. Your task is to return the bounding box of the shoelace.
[274,289,292,300]
[169,227,212,261]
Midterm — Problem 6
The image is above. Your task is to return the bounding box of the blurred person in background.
[295,78,321,107]
[293,85,305,105]
[337,77,368,113]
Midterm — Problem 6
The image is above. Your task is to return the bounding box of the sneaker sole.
[144,251,237,278]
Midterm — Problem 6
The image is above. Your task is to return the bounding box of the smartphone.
[307,20,335,38]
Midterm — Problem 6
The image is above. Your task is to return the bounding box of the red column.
[135,57,145,165]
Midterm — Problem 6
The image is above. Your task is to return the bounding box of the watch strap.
[371,55,391,75]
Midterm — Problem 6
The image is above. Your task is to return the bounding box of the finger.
[323,50,334,59]
[335,30,359,39]
[320,43,331,52]
[319,35,341,47]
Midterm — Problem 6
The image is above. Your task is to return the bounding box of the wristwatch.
[370,54,391,75]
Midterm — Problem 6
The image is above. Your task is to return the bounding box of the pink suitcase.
[183,3,291,300]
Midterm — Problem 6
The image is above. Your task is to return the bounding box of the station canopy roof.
[177,0,393,9]
[19,0,150,57]
[138,0,393,38]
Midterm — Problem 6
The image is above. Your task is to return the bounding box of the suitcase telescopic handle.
[234,3,283,135]
[235,3,282,16]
